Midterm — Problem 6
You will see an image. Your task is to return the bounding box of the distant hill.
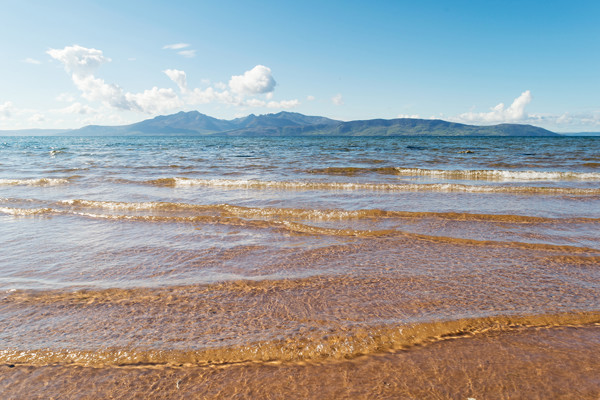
[2,111,560,137]
[66,111,340,136]
[0,128,72,136]
[311,118,557,137]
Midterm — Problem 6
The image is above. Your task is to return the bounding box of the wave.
[57,199,600,224]
[139,177,600,195]
[0,207,397,238]
[0,309,598,367]
[2,203,598,252]
[0,207,54,216]
[0,177,72,186]
[307,167,600,181]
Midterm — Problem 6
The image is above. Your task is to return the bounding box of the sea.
[1,135,599,399]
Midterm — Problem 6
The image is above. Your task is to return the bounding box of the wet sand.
[2,326,598,399]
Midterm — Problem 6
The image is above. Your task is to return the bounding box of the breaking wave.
[2,201,598,252]
[0,178,72,186]
[308,167,600,181]
[139,177,600,195]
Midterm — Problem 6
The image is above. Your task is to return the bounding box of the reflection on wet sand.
[1,326,598,399]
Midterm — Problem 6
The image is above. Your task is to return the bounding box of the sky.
[0,0,599,132]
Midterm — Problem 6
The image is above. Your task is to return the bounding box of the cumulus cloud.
[164,69,188,92]
[23,58,41,64]
[47,45,111,77]
[48,45,182,114]
[306,95,315,101]
[179,65,297,109]
[332,93,344,105]
[397,113,421,119]
[457,90,532,123]
[47,45,298,118]
[125,87,181,114]
[163,43,190,50]
[71,75,125,105]
[229,65,276,95]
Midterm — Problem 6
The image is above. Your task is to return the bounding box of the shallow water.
[1,136,599,398]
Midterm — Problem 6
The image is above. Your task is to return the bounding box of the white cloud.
[47,45,297,120]
[397,113,420,119]
[125,87,182,114]
[306,95,315,101]
[0,101,14,119]
[164,69,188,92]
[457,90,532,123]
[178,50,196,58]
[526,111,600,129]
[448,91,600,131]
[47,45,111,77]
[70,74,124,104]
[23,58,41,65]
[332,93,344,105]
[163,43,190,50]
[163,43,195,57]
[48,45,182,114]
[229,65,276,95]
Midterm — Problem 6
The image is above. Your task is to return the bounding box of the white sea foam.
[60,199,166,211]
[392,168,600,181]
[147,177,600,195]
[0,207,54,216]
[0,178,70,186]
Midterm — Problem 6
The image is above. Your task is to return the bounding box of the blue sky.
[1,0,598,132]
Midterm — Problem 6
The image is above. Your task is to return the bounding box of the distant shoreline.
[0,111,573,137]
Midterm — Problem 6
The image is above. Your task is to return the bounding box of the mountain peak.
[61,111,559,137]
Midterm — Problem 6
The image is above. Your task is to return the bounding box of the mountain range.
[2,111,561,136]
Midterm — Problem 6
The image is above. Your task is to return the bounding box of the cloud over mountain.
[457,90,532,123]
[229,65,276,95]
[47,45,180,114]
[45,45,297,120]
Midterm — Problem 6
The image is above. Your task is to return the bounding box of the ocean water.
[1,135,599,398]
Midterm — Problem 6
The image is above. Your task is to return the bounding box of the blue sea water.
[0,135,599,377]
